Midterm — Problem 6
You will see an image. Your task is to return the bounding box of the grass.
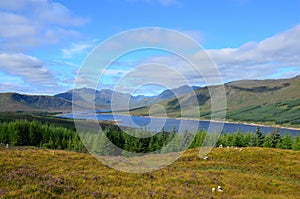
[128,76,300,129]
[0,146,299,198]
[129,99,300,129]
[226,99,300,127]
[0,111,76,129]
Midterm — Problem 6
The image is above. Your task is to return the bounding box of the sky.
[0,0,300,95]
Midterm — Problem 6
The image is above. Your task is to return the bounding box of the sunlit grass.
[0,146,299,198]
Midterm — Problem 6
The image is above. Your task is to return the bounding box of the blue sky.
[0,0,300,95]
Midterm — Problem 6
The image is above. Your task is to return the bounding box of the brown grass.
[0,147,299,198]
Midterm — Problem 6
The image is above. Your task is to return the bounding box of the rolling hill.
[55,87,132,110]
[0,85,195,112]
[0,93,72,112]
[0,75,299,126]
[0,146,299,198]
[130,75,300,127]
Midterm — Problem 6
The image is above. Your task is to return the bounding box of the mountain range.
[129,75,300,126]
[0,85,196,112]
[0,75,299,126]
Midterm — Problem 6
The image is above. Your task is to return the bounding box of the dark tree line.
[0,120,85,152]
[1,121,300,154]
[216,127,300,150]
[83,126,300,156]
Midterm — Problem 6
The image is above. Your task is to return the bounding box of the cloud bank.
[0,0,87,94]
[0,53,56,84]
[205,25,300,80]
[0,0,87,52]
[130,25,300,89]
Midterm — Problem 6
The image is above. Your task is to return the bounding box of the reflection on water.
[61,113,300,136]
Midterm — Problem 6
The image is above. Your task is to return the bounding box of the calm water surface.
[61,113,300,136]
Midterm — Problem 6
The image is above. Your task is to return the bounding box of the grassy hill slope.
[1,75,299,127]
[130,75,300,127]
[0,93,72,112]
[0,147,299,198]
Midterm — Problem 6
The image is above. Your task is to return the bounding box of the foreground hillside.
[0,147,299,199]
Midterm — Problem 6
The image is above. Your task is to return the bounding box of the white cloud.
[0,0,48,11]
[73,28,207,91]
[0,81,71,95]
[0,0,87,52]
[0,53,57,85]
[0,1,88,94]
[100,68,128,76]
[130,25,300,87]
[110,63,188,95]
[37,1,88,27]
[203,25,300,80]
[62,41,97,58]
[0,12,36,38]
[73,25,300,94]
[97,28,202,54]
[181,30,204,43]
[0,0,87,26]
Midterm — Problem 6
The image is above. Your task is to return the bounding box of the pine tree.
[29,121,41,146]
[270,130,281,148]
[242,133,252,147]
[232,132,242,147]
[255,127,264,147]
[281,134,293,149]
[292,135,300,150]
[48,137,55,149]
[98,129,116,156]
[149,136,159,152]
[0,122,9,144]
[263,134,272,148]
[8,122,20,146]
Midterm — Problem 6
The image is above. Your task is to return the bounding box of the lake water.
[61,113,300,136]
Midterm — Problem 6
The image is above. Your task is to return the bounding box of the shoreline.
[68,112,300,131]
[145,115,300,131]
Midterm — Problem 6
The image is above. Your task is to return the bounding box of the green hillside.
[1,75,300,127]
[0,147,299,198]
[0,93,72,112]
[130,75,300,127]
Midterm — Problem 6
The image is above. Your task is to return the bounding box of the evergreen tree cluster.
[216,127,300,150]
[81,126,181,156]
[0,120,85,152]
[1,121,299,155]
[83,126,300,156]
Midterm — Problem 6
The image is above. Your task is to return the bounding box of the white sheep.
[203,156,208,160]
[212,187,216,192]
[219,144,223,148]
[217,186,223,192]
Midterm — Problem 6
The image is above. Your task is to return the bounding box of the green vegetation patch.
[226,99,300,126]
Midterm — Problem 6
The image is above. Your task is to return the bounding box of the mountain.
[0,93,72,112]
[130,75,300,126]
[0,85,193,112]
[133,85,196,107]
[56,88,137,110]
[55,85,196,110]
[55,88,121,109]
[1,75,299,126]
